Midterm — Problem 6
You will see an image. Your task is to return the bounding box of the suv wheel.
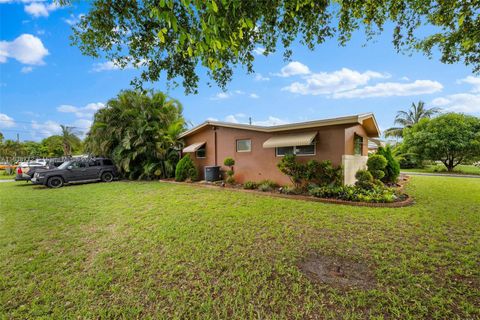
[101,172,114,182]
[47,176,64,188]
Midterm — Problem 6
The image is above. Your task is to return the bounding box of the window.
[88,159,102,167]
[196,146,206,158]
[276,146,294,156]
[71,161,86,168]
[103,159,113,166]
[236,139,251,152]
[295,144,315,155]
[276,143,315,156]
[354,134,363,155]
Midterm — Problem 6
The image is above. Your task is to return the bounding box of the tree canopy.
[85,90,186,179]
[403,113,480,171]
[62,0,480,93]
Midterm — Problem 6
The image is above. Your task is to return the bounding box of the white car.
[15,161,47,181]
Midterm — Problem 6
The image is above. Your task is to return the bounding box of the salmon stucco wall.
[183,123,369,185]
[344,124,369,156]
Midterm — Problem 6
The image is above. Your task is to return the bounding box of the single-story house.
[179,113,381,185]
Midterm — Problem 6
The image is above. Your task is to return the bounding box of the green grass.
[0,170,15,180]
[1,177,479,319]
[401,164,480,175]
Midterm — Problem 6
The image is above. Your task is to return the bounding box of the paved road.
[401,172,480,179]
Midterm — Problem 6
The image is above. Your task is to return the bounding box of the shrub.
[223,157,235,167]
[281,186,303,195]
[367,154,387,180]
[377,146,400,183]
[309,184,396,203]
[277,154,306,188]
[355,169,376,190]
[258,183,273,192]
[305,160,343,187]
[223,157,235,183]
[243,181,257,189]
[175,155,198,181]
[257,179,278,192]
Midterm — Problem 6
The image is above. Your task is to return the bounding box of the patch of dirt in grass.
[300,254,376,290]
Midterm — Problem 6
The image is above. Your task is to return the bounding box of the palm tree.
[60,125,81,157]
[384,101,440,138]
[85,90,186,179]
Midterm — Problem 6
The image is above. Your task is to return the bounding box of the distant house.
[180,113,381,185]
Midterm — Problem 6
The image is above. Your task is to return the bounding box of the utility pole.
[249,117,252,125]
[16,133,19,143]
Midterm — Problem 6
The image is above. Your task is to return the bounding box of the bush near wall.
[377,146,400,183]
[175,155,198,182]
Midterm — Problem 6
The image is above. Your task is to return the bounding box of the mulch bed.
[160,176,414,208]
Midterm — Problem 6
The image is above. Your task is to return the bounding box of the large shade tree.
[403,113,480,172]
[60,0,480,93]
[384,101,440,138]
[85,90,186,179]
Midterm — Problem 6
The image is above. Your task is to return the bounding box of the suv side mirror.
[67,165,73,170]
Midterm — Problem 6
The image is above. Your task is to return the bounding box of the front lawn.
[401,164,480,175]
[1,177,479,319]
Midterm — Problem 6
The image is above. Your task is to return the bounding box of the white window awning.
[183,142,206,153]
[263,132,317,148]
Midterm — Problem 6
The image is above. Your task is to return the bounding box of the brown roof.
[180,113,380,138]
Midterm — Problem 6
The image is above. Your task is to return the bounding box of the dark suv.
[31,158,117,188]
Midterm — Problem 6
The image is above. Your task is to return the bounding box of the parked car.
[15,161,47,181]
[31,158,117,188]
[27,159,65,179]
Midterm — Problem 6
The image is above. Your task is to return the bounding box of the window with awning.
[182,142,206,153]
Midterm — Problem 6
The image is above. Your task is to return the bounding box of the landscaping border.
[160,178,414,208]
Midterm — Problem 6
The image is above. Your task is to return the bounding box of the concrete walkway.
[0,179,15,183]
[401,172,480,179]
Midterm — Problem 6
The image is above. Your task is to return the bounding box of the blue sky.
[1,1,479,141]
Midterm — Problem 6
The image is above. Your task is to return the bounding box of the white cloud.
[72,119,93,137]
[210,92,231,100]
[57,102,105,118]
[63,13,84,26]
[333,80,443,99]
[0,34,49,65]
[282,68,388,96]
[210,90,257,101]
[254,73,270,81]
[275,61,311,77]
[91,61,123,72]
[31,120,61,137]
[91,59,144,72]
[249,93,259,99]
[224,115,240,123]
[458,76,480,93]
[400,76,410,81]
[21,66,33,73]
[252,116,289,126]
[0,113,15,128]
[253,47,265,55]
[432,93,480,113]
[24,1,59,18]
[222,114,289,126]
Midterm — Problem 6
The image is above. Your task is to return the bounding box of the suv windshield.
[57,161,72,170]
